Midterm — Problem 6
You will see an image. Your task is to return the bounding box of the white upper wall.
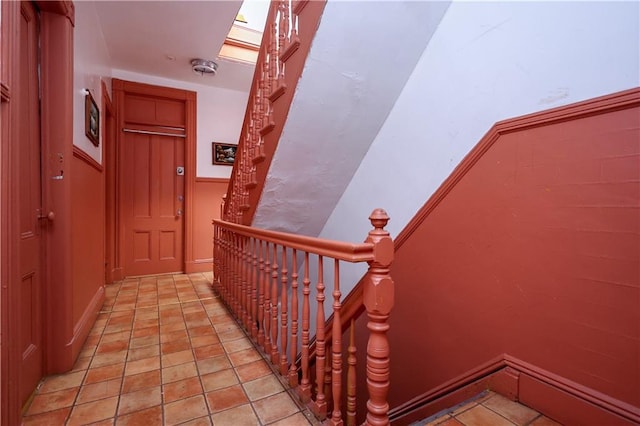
[111,70,249,178]
[317,0,639,290]
[321,0,640,240]
[73,1,112,163]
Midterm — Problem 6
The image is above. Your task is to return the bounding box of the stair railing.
[224,0,327,225]
[213,209,395,425]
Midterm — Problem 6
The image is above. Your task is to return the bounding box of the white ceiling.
[93,0,262,92]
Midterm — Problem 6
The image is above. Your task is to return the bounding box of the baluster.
[251,238,259,340]
[269,9,278,96]
[271,244,280,365]
[331,260,343,425]
[325,347,333,415]
[274,0,286,94]
[257,240,266,347]
[280,247,289,375]
[288,249,299,387]
[364,209,394,426]
[228,231,234,305]
[240,236,247,327]
[280,0,289,55]
[290,0,299,43]
[220,229,227,300]
[298,252,312,401]
[314,255,327,418]
[347,319,356,426]
[244,237,252,333]
[236,234,242,317]
[264,242,272,355]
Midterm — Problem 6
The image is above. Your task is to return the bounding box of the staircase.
[217,1,640,425]
[214,209,395,424]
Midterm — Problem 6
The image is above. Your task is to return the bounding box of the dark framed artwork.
[212,142,237,166]
[85,91,100,147]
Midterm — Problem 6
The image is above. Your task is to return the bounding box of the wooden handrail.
[213,208,395,425]
[213,219,374,262]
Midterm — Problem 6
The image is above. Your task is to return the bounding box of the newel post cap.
[367,208,394,266]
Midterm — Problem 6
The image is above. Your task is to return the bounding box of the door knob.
[176,209,183,217]
[38,211,55,221]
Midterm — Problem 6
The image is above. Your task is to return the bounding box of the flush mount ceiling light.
[191,58,218,76]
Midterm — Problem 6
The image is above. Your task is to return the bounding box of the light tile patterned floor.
[414,390,563,426]
[22,273,315,425]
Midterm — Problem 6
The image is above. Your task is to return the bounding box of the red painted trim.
[505,356,640,424]
[195,177,230,184]
[395,87,640,250]
[102,81,118,284]
[40,9,75,376]
[389,354,639,425]
[70,285,104,358]
[184,93,197,273]
[0,1,21,422]
[184,260,213,273]
[389,355,506,423]
[72,146,103,172]
[112,78,196,101]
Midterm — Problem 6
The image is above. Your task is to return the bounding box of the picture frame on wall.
[212,142,237,166]
[85,90,100,147]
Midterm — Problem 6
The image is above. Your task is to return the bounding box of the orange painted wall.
[70,148,105,357]
[189,178,228,272]
[353,93,639,423]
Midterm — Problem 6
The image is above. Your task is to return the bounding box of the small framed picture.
[85,91,100,147]
[212,142,237,166]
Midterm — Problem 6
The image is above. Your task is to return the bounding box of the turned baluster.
[245,237,252,329]
[270,244,280,365]
[325,347,333,414]
[251,238,259,340]
[213,224,218,290]
[347,319,357,426]
[331,259,343,425]
[364,209,394,426]
[235,234,242,317]
[240,236,249,330]
[269,8,278,97]
[264,242,272,355]
[280,0,290,55]
[257,240,266,347]
[290,0,299,43]
[280,247,289,375]
[216,228,223,296]
[298,252,312,401]
[314,255,327,418]
[220,229,227,301]
[288,248,299,387]
[229,233,236,310]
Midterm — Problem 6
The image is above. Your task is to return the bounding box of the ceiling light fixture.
[191,58,218,76]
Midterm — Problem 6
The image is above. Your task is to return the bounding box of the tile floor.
[414,390,563,426]
[22,273,316,425]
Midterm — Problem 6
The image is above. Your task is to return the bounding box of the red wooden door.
[122,130,185,276]
[17,0,43,406]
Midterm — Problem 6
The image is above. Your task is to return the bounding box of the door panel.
[17,1,43,406]
[123,130,185,276]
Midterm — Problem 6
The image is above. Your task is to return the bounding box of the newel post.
[364,209,394,426]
